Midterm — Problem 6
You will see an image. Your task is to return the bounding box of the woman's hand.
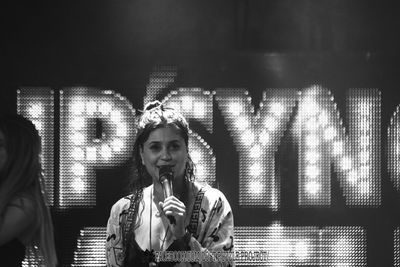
[158,196,186,239]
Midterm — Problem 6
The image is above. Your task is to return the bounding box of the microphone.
[159,165,176,225]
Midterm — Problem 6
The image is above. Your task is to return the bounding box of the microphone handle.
[161,179,173,198]
[161,179,176,225]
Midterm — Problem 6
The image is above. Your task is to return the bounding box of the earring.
[185,160,194,182]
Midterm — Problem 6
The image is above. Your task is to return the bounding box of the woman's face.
[0,130,7,173]
[140,125,188,184]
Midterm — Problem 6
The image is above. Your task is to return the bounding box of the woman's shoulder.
[192,182,230,204]
[110,194,133,212]
[107,195,132,224]
[3,193,38,244]
[9,192,36,215]
[190,182,233,222]
[109,187,150,213]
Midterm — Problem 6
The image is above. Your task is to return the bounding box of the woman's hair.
[129,100,195,193]
[0,114,57,266]
[123,101,195,264]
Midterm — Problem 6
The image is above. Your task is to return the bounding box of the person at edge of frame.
[0,114,57,267]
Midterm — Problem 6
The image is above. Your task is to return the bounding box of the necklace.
[150,186,170,251]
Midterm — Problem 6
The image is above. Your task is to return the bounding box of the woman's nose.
[160,147,172,161]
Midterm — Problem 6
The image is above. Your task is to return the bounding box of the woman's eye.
[149,145,161,151]
[170,143,181,150]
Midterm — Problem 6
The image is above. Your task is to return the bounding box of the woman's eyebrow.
[146,141,160,145]
[148,138,181,143]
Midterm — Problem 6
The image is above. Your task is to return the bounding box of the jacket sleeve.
[105,197,130,267]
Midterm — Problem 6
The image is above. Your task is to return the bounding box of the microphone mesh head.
[159,165,173,182]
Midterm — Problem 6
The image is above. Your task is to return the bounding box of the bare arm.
[0,197,35,246]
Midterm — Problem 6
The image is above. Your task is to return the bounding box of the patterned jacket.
[106,182,234,266]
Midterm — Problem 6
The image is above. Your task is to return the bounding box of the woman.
[106,101,234,266]
[0,114,57,266]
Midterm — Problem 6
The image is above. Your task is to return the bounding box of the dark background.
[3,1,400,266]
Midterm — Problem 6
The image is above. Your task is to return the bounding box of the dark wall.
[4,1,400,93]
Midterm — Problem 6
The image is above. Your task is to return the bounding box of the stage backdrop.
[11,63,400,266]
[4,1,400,266]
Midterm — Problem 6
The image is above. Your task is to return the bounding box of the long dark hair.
[123,101,195,264]
[0,114,57,266]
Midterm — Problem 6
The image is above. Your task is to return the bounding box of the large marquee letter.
[59,88,136,207]
[216,88,297,209]
[298,86,381,207]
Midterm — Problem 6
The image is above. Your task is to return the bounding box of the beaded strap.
[123,190,142,249]
[187,187,206,238]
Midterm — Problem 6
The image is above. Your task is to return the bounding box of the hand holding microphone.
[159,165,176,225]
[158,165,187,239]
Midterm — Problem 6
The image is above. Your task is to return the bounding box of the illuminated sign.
[17,84,400,265]
[17,86,400,207]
